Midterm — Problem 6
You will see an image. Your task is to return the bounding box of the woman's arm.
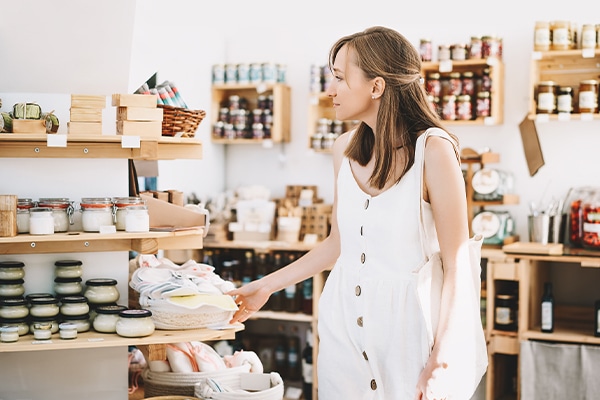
[228,131,349,323]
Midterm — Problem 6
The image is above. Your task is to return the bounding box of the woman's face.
[326,45,378,127]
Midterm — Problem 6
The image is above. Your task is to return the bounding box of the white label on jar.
[581,30,597,49]
[537,92,555,111]
[557,94,572,113]
[495,306,512,324]
[583,222,600,233]
[30,214,54,235]
[534,29,550,47]
[579,91,597,109]
[541,302,553,329]
[552,28,569,45]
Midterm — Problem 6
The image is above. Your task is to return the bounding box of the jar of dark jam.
[495,294,517,331]
[426,73,441,97]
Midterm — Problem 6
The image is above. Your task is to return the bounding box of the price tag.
[438,60,453,73]
[532,52,542,60]
[535,114,550,123]
[557,113,571,121]
[483,117,495,126]
[581,49,595,59]
[580,113,594,121]
[32,340,53,344]
[486,57,498,67]
[121,135,140,148]
[87,337,105,342]
[47,134,67,147]
[256,83,268,94]
[261,139,273,149]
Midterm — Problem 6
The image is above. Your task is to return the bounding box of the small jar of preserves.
[551,20,570,50]
[457,95,473,120]
[442,95,457,120]
[116,309,155,338]
[482,36,501,58]
[0,317,29,336]
[476,91,491,118]
[437,44,451,62]
[419,38,432,62]
[494,294,518,331]
[426,73,441,97]
[469,36,482,59]
[58,322,78,340]
[93,305,127,333]
[581,24,597,50]
[578,80,599,114]
[29,296,60,318]
[59,295,90,316]
[0,326,20,343]
[80,197,114,232]
[450,43,467,61]
[557,86,574,113]
[0,297,29,319]
[583,192,600,250]
[0,261,25,280]
[53,277,83,296]
[16,198,35,234]
[113,197,144,231]
[448,72,462,96]
[60,313,90,333]
[37,198,74,233]
[534,21,551,51]
[29,316,59,334]
[29,207,54,235]
[125,205,150,233]
[461,71,475,96]
[84,278,120,305]
[54,259,83,279]
[0,279,25,297]
[536,81,557,114]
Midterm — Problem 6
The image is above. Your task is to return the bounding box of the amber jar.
[536,81,557,114]
[534,21,551,51]
[578,80,599,114]
[551,21,570,50]
[557,86,573,113]
[581,24,597,50]
[495,294,518,331]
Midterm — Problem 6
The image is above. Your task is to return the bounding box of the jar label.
[581,30,597,49]
[541,302,553,329]
[537,92,555,111]
[495,306,512,324]
[579,91,597,109]
[552,28,569,45]
[534,29,551,47]
[584,222,600,233]
[557,94,572,113]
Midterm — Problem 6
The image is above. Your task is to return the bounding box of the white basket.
[145,298,234,330]
[194,372,284,400]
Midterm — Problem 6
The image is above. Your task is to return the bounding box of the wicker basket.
[159,105,206,137]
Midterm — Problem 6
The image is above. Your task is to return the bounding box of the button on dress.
[317,129,450,400]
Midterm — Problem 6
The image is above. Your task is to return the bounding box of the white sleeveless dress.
[317,128,453,400]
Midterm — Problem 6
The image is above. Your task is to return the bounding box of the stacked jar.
[0,261,26,300]
[29,295,60,337]
[37,198,74,233]
[84,278,121,324]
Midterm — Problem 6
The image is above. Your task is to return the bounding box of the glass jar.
[58,322,78,340]
[557,86,573,113]
[16,198,35,234]
[84,278,120,305]
[578,80,599,114]
[311,133,323,150]
[37,198,74,233]
[482,36,501,58]
[551,20,570,50]
[426,72,441,97]
[125,205,150,233]
[581,24,597,50]
[494,294,517,331]
[113,197,145,231]
[30,316,59,334]
[59,295,90,316]
[321,133,336,150]
[0,261,25,280]
[0,326,20,343]
[450,43,467,61]
[0,279,25,297]
[437,44,451,61]
[29,296,60,318]
[456,95,473,121]
[534,21,551,51]
[536,81,557,114]
[116,309,155,338]
[93,304,127,333]
[0,317,29,336]
[80,197,114,232]
[469,36,482,59]
[29,207,54,235]
[32,322,53,340]
[583,192,600,250]
[53,277,83,296]
[419,38,432,62]
[461,71,475,96]
[448,72,462,96]
[0,297,29,319]
[442,95,457,120]
[60,313,90,332]
[54,259,83,279]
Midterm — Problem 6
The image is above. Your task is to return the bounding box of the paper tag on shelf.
[558,113,571,121]
[486,57,498,66]
[256,83,268,94]
[535,114,550,123]
[532,52,542,60]
[32,340,53,344]
[582,49,595,59]
[121,135,140,148]
[580,113,594,121]
[87,337,105,342]
[261,139,273,149]
[483,117,495,126]
[438,60,453,73]
[47,134,67,147]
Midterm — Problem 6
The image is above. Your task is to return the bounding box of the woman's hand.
[226,279,272,324]
[414,356,453,400]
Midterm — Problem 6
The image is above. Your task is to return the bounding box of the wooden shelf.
[0,325,243,353]
[203,239,316,253]
[0,135,203,160]
[522,326,600,345]
[251,310,313,323]
[0,229,205,255]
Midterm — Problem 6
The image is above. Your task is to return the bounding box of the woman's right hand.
[226,279,272,324]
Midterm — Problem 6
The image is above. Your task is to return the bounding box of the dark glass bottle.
[274,325,287,379]
[541,282,554,333]
[302,328,314,400]
[287,326,302,381]
[301,277,313,315]
[595,300,600,337]
[269,253,284,311]
[241,250,254,286]
[284,253,301,313]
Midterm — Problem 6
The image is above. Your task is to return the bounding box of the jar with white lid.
[116,309,155,338]
[80,197,114,232]
[0,317,29,336]
[37,198,74,233]
[113,197,145,231]
[0,326,20,343]
[53,277,83,296]
[93,304,127,333]
[59,313,90,332]
[0,297,29,319]
[0,279,25,297]
[29,296,60,318]
[0,261,25,280]
[29,207,55,235]
[16,198,35,234]
[58,322,78,340]
[54,259,83,279]
[125,205,150,233]
[59,295,89,316]
[84,278,120,305]
[30,316,59,334]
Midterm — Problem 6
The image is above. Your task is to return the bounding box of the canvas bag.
[414,128,488,399]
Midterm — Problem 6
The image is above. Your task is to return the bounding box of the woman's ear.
[371,77,385,100]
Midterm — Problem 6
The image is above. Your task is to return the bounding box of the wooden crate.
[12,119,46,134]
[112,93,157,108]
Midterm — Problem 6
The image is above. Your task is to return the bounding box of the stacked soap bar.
[68,94,106,135]
[113,94,163,137]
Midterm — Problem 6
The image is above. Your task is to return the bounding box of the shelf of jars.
[528,49,600,121]
[308,91,358,153]
[210,83,291,144]
[0,325,242,353]
[0,229,205,255]
[0,134,203,160]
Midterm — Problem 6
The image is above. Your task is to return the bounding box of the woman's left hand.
[414,356,452,400]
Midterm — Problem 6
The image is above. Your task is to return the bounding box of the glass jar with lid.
[0,317,29,336]
[534,21,551,51]
[0,297,29,319]
[26,292,54,305]
[582,190,600,250]
[456,95,473,120]
[0,279,25,297]
[54,259,83,279]
[29,316,59,334]
[29,207,54,235]
[116,309,155,338]
[37,198,74,233]
[557,86,573,114]
[84,278,120,305]
[536,81,557,114]
[80,197,114,232]
[551,20,570,50]
[29,296,60,318]
[16,198,35,234]
[93,304,127,333]
[578,80,599,114]
[0,326,20,343]
[0,261,25,280]
[125,205,150,233]
[59,313,90,332]
[494,293,518,331]
[581,24,597,50]
[53,277,83,296]
[59,295,90,316]
[450,43,467,61]
[112,197,145,231]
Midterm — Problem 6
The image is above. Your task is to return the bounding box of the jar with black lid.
[495,294,517,331]
[59,295,90,316]
[557,86,573,114]
[0,261,25,280]
[0,279,25,298]
[426,73,441,97]
[54,259,83,279]
[0,297,29,319]
[536,81,557,114]
[29,296,60,318]
[84,278,120,305]
[53,277,83,296]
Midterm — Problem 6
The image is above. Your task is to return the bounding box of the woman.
[228,26,484,399]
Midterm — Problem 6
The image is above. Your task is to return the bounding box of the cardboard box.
[71,94,106,109]
[117,120,162,137]
[70,107,103,122]
[141,194,206,230]
[68,121,103,135]
[112,93,157,108]
[519,116,544,177]
[117,106,163,122]
[12,119,46,134]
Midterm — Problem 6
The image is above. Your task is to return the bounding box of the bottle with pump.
[541,282,554,333]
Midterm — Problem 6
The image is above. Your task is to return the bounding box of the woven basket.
[159,105,206,137]
[144,298,234,330]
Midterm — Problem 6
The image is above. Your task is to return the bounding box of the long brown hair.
[329,26,457,190]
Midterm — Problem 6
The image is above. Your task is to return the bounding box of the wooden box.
[68,121,103,135]
[116,121,162,137]
[117,106,163,122]
[71,94,106,109]
[112,93,157,108]
[70,108,103,122]
[0,195,17,237]
[12,119,46,134]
